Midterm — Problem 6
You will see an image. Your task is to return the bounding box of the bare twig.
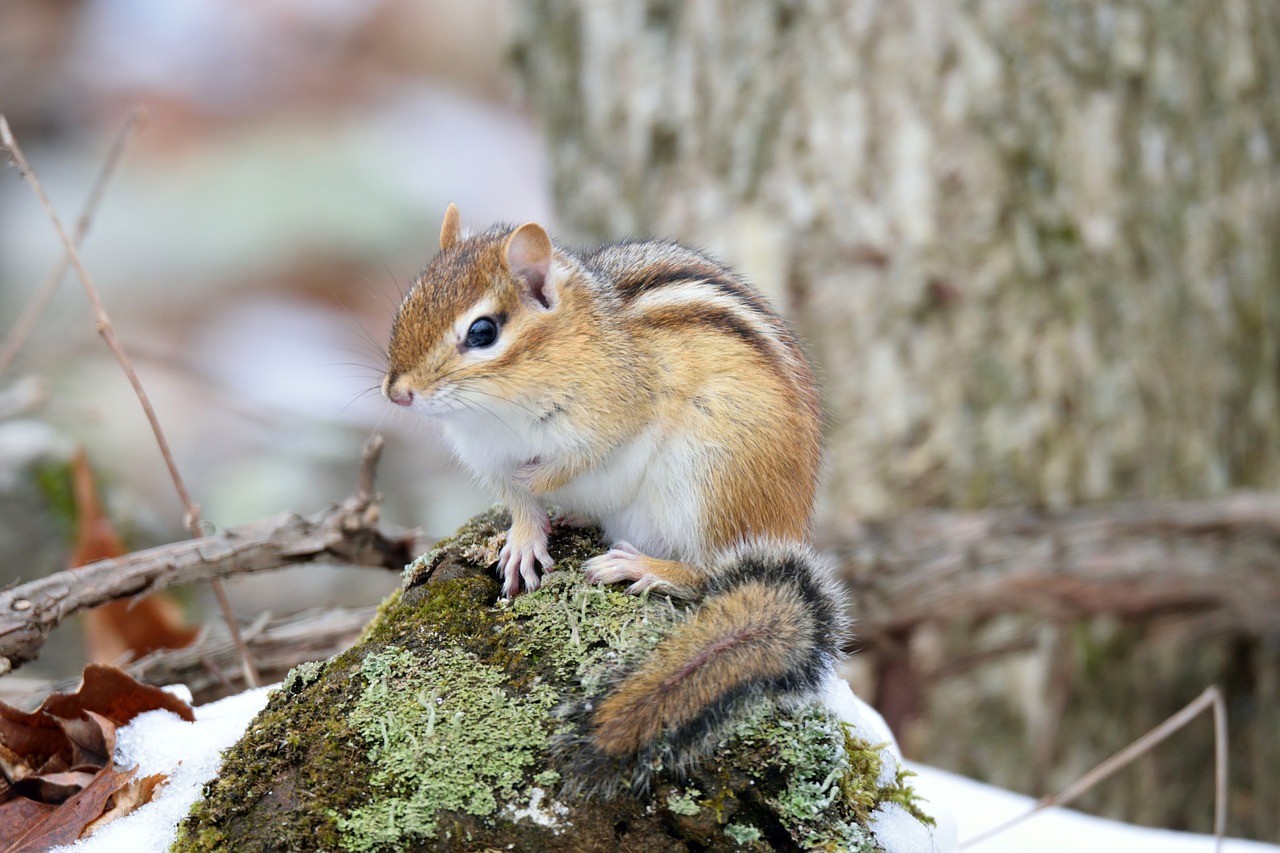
[0,108,143,375]
[127,605,380,704]
[356,433,385,502]
[0,466,423,672]
[0,114,258,685]
[4,605,381,710]
[960,685,1229,850]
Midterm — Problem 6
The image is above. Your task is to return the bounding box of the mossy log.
[175,510,934,852]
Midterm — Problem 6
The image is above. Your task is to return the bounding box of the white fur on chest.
[549,428,705,562]
[438,409,707,562]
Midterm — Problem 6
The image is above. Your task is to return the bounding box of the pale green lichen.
[281,659,325,693]
[534,769,562,787]
[725,703,912,852]
[333,645,559,850]
[666,787,704,816]
[724,822,763,844]
[505,562,673,687]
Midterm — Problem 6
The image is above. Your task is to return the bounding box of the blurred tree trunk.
[511,0,1280,841]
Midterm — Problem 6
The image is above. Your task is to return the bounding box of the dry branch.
[0,478,421,673]
[127,605,380,704]
[828,493,1280,642]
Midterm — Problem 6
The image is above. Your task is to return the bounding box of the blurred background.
[2,0,1278,842]
[0,0,539,667]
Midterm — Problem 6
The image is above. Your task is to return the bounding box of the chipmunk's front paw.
[583,542,667,595]
[498,517,553,598]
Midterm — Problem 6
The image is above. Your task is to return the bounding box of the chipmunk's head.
[382,204,574,418]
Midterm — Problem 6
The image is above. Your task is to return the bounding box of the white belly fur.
[438,410,707,563]
[548,427,705,562]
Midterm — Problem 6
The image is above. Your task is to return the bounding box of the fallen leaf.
[0,742,34,787]
[80,772,168,838]
[0,797,58,849]
[68,450,198,663]
[1,765,136,853]
[49,710,115,770]
[11,770,100,804]
[40,664,194,725]
[0,704,67,766]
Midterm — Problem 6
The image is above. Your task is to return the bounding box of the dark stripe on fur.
[634,305,779,368]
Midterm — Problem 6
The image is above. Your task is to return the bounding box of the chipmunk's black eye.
[466,316,499,348]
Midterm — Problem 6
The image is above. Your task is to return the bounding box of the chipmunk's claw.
[584,541,650,588]
[498,526,554,598]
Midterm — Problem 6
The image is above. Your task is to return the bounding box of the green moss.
[173,666,371,852]
[839,728,935,830]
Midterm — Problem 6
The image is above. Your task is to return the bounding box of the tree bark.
[512,0,1280,518]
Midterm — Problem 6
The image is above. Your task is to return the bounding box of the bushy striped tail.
[556,541,848,796]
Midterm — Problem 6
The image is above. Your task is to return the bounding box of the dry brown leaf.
[0,796,58,849]
[68,450,198,663]
[0,665,191,815]
[11,770,101,804]
[0,704,67,766]
[0,742,34,787]
[40,664,194,726]
[48,710,115,770]
[80,771,168,838]
[0,765,136,853]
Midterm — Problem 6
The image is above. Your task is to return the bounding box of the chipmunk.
[382,204,847,793]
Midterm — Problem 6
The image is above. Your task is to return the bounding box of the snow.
[52,685,276,853]
[871,800,951,853]
[909,763,1279,853]
[51,680,1280,853]
[823,674,957,851]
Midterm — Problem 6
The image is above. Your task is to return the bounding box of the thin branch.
[126,605,380,704]
[960,685,1229,849]
[356,433,385,502]
[5,606,381,710]
[0,471,423,673]
[0,108,143,375]
[0,114,257,685]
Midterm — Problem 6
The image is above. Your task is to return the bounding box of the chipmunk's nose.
[382,373,414,407]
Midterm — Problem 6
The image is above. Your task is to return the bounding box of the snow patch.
[871,800,948,853]
[53,685,276,852]
[504,786,569,831]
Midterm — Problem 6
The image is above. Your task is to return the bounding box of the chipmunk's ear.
[503,222,556,309]
[439,203,461,251]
